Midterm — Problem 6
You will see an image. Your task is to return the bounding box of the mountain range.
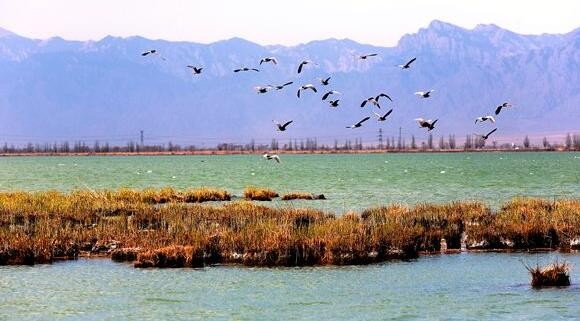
[0,20,578,146]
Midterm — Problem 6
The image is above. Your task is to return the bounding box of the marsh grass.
[243,186,279,201]
[0,190,578,267]
[525,259,571,287]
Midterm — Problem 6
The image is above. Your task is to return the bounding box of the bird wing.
[282,81,293,87]
[252,68,260,72]
[324,77,331,84]
[384,109,393,118]
[373,111,382,118]
[234,69,241,72]
[309,85,317,93]
[360,100,367,107]
[368,53,378,57]
[259,59,265,65]
[272,155,280,163]
[141,51,150,56]
[376,93,392,102]
[357,117,371,126]
[322,92,330,100]
[431,119,439,127]
[485,128,498,138]
[489,116,496,123]
[405,57,417,67]
[297,89,301,98]
[282,120,293,129]
[495,105,502,115]
[271,58,278,64]
[414,92,424,96]
[297,62,305,74]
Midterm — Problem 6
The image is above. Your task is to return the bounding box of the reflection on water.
[1,253,579,320]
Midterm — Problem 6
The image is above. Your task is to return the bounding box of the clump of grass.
[525,260,571,287]
[244,186,279,201]
[111,247,141,262]
[183,187,231,203]
[281,192,326,201]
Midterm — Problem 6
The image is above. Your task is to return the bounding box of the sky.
[0,0,579,46]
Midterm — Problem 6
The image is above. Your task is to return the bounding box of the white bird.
[361,97,381,109]
[475,115,496,124]
[321,90,341,101]
[270,81,294,90]
[186,65,203,75]
[475,128,498,140]
[263,153,281,163]
[398,57,416,69]
[358,53,378,60]
[259,57,278,65]
[346,117,371,129]
[495,102,512,115]
[318,77,331,86]
[415,90,435,98]
[273,120,293,131]
[255,85,273,94]
[297,60,316,74]
[328,100,340,108]
[415,118,438,131]
[234,67,259,72]
[297,84,317,98]
[374,109,393,121]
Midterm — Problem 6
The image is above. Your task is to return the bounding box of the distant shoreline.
[0,148,574,157]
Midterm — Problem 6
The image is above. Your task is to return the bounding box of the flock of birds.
[141,49,514,163]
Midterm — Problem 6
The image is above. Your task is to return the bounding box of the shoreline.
[0,148,574,157]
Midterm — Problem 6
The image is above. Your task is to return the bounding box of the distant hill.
[0,21,578,146]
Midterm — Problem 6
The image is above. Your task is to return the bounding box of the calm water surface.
[0,152,578,211]
[1,253,579,321]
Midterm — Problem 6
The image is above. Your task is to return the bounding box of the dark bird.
[259,57,278,65]
[415,90,434,98]
[415,118,438,131]
[376,93,393,103]
[476,128,498,140]
[321,90,341,101]
[318,77,331,86]
[186,65,203,75]
[271,81,294,90]
[263,153,281,163]
[346,117,371,129]
[361,97,381,109]
[475,115,496,124]
[141,49,165,60]
[359,53,378,60]
[297,60,315,74]
[494,102,512,115]
[374,109,393,121]
[273,120,293,132]
[297,84,317,98]
[328,100,340,108]
[255,86,273,94]
[398,57,417,69]
[234,67,259,72]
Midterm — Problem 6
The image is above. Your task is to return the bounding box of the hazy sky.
[0,0,578,46]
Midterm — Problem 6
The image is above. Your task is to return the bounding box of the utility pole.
[378,128,383,150]
[140,130,144,147]
[397,127,402,150]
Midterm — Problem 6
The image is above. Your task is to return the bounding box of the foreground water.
[0,253,578,321]
[0,152,578,211]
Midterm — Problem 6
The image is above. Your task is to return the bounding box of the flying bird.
[271,81,294,90]
[297,84,317,98]
[141,49,165,60]
[263,153,281,163]
[494,102,512,115]
[186,65,203,75]
[376,93,393,103]
[321,90,341,101]
[415,118,438,131]
[346,117,371,129]
[259,57,278,65]
[234,67,259,72]
[318,77,331,86]
[297,60,315,74]
[374,109,393,121]
[398,57,417,69]
[273,120,293,132]
[255,86,273,94]
[361,97,381,109]
[358,53,378,60]
[415,90,435,98]
[475,128,498,140]
[475,115,496,124]
[328,100,340,108]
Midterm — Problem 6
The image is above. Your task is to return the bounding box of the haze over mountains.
[0,20,578,146]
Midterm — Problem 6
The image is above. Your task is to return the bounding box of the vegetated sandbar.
[0,187,578,268]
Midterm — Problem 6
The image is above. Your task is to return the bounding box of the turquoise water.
[1,253,579,320]
[0,152,578,211]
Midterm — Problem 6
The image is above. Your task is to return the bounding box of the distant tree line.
[1,133,579,154]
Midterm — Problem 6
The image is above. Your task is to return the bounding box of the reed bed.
[525,260,571,287]
[281,192,326,200]
[0,190,579,267]
[243,186,279,201]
